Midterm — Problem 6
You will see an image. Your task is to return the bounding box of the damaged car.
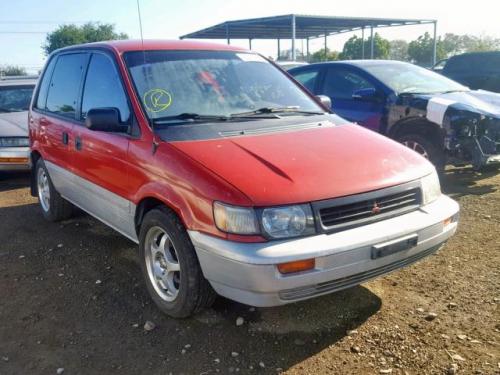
[290,60,500,170]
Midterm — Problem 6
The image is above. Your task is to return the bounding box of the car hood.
[171,124,433,206]
[411,90,500,119]
[0,111,28,137]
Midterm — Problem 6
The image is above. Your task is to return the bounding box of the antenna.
[136,0,145,49]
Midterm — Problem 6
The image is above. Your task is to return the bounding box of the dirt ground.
[0,167,498,375]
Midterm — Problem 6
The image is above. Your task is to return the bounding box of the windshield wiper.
[230,107,325,117]
[152,113,230,124]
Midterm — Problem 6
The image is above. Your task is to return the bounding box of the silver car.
[0,76,37,171]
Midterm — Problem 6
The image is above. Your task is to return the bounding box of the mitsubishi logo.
[371,201,381,214]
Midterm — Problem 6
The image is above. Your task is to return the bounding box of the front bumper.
[190,195,459,307]
[0,147,30,171]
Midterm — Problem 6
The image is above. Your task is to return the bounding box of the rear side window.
[46,53,87,119]
[293,69,320,92]
[35,57,57,110]
[81,53,130,122]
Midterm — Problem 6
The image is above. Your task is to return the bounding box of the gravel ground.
[0,168,498,375]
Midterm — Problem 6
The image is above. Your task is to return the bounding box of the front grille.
[279,244,440,301]
[313,181,421,233]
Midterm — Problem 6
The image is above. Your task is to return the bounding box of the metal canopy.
[180,14,438,64]
[180,14,435,40]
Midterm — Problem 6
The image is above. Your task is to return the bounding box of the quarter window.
[46,53,87,118]
[35,57,57,110]
[81,53,130,122]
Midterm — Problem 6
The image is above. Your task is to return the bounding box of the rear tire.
[397,132,445,172]
[138,207,216,318]
[35,159,73,222]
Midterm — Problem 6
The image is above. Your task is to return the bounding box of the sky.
[1,0,499,73]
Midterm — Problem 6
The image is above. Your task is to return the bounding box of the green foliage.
[389,40,409,61]
[278,49,305,61]
[43,22,128,55]
[407,32,446,65]
[340,33,390,60]
[0,65,27,76]
[408,32,500,66]
[309,48,340,62]
[441,33,500,55]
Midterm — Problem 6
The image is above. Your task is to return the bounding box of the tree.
[340,33,390,60]
[43,22,128,55]
[389,40,409,61]
[0,65,27,76]
[309,48,339,62]
[278,48,305,61]
[407,32,446,66]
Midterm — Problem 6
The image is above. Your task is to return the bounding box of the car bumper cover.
[0,147,30,170]
[189,194,459,307]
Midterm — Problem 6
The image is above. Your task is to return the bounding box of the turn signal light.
[0,157,29,164]
[277,258,315,274]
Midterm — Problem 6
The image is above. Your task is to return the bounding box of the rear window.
[0,85,34,113]
[45,53,88,119]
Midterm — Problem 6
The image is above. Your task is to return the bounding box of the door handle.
[75,136,82,151]
[62,132,69,145]
[40,117,48,126]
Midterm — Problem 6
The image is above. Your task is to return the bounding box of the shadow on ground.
[0,171,30,192]
[0,202,381,375]
[441,165,499,198]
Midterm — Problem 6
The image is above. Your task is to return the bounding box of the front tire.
[139,207,216,318]
[397,132,445,172]
[35,159,73,222]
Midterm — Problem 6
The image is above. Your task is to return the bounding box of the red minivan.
[29,40,459,317]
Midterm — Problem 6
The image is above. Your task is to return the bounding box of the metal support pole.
[277,38,280,60]
[291,15,296,61]
[370,26,374,59]
[249,39,252,50]
[361,27,365,59]
[306,37,310,61]
[324,32,327,60]
[225,23,230,45]
[432,21,437,65]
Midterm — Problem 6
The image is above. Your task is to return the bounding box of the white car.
[0,76,37,171]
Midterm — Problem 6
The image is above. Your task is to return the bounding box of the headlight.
[213,202,259,235]
[260,204,315,239]
[421,170,441,205]
[213,202,317,239]
[0,137,29,147]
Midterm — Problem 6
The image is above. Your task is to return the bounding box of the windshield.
[0,85,34,113]
[363,63,468,94]
[123,50,323,121]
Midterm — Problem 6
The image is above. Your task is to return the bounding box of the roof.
[56,39,248,54]
[180,14,436,40]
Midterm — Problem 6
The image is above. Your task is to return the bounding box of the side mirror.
[85,108,127,132]
[315,95,332,110]
[352,88,379,101]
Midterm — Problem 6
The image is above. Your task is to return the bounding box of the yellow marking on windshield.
[143,88,172,113]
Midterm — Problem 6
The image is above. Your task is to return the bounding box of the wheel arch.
[388,117,445,147]
[134,195,187,238]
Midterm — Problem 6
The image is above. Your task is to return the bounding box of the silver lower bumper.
[0,147,30,171]
[189,195,459,307]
